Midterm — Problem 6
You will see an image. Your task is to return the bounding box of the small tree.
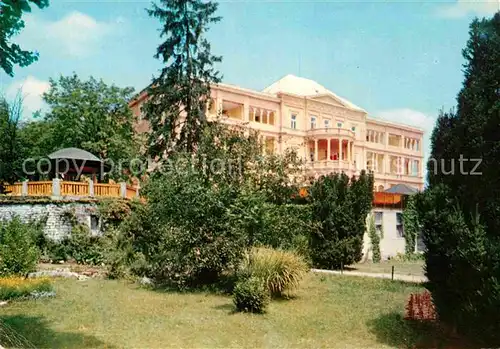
[402,195,420,254]
[0,95,25,192]
[368,214,381,263]
[42,74,141,179]
[309,171,374,269]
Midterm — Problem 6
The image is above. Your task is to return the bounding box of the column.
[120,182,127,198]
[52,178,61,198]
[88,179,94,197]
[327,139,331,161]
[243,102,250,122]
[363,147,366,169]
[399,156,403,175]
[22,180,28,196]
[339,138,343,161]
[251,107,256,122]
[216,97,222,116]
[372,152,376,172]
[314,139,318,162]
[347,141,351,162]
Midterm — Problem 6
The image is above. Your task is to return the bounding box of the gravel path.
[311,268,427,283]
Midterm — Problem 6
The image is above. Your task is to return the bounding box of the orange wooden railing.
[5,183,23,195]
[60,181,90,196]
[95,183,120,197]
[3,180,139,199]
[27,181,52,196]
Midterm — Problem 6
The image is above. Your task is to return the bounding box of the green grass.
[350,260,425,278]
[0,274,464,348]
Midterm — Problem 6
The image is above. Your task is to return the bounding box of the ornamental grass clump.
[241,247,308,297]
[0,277,53,301]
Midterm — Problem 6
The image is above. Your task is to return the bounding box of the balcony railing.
[306,160,356,172]
[4,180,139,200]
[307,127,355,139]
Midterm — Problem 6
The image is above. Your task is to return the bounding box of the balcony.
[307,127,355,139]
[305,159,356,175]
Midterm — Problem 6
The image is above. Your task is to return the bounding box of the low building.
[130,74,425,191]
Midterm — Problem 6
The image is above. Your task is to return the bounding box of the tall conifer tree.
[144,0,222,160]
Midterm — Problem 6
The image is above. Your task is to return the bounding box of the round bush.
[233,276,270,314]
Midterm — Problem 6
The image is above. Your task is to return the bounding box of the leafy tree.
[41,74,141,178]
[420,12,500,343]
[144,0,222,159]
[309,171,374,269]
[132,123,306,288]
[0,95,24,191]
[0,0,49,76]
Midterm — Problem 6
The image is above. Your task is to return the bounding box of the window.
[324,119,330,129]
[291,114,297,129]
[351,126,356,132]
[412,160,419,176]
[396,212,404,237]
[374,211,383,234]
[337,122,343,128]
[310,116,316,129]
[90,215,99,231]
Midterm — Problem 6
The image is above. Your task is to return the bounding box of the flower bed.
[0,277,54,301]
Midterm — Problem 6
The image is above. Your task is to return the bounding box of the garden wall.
[0,199,100,241]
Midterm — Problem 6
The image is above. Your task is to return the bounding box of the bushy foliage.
[141,168,246,288]
[417,186,500,341]
[402,195,420,254]
[42,225,106,266]
[135,123,305,288]
[233,276,270,313]
[308,171,374,269]
[255,204,314,259]
[368,214,381,263]
[239,247,308,297]
[0,217,40,276]
[420,13,500,343]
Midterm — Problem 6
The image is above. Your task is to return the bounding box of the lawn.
[350,260,425,278]
[0,273,454,349]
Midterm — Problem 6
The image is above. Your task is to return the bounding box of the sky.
[1,0,499,163]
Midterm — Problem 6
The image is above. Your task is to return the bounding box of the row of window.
[366,153,420,176]
[290,113,356,132]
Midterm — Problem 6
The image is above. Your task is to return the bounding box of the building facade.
[130,74,425,191]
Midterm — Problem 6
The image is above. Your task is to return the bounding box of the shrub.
[240,247,308,297]
[0,217,40,276]
[43,225,106,265]
[257,204,314,256]
[368,214,381,263]
[309,171,374,269]
[0,277,53,300]
[417,186,500,341]
[142,171,246,288]
[233,276,270,313]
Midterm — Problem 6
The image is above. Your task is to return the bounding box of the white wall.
[363,208,406,260]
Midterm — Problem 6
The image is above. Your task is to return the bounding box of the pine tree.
[144,0,222,161]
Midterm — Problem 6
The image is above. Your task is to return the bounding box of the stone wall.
[0,200,100,241]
